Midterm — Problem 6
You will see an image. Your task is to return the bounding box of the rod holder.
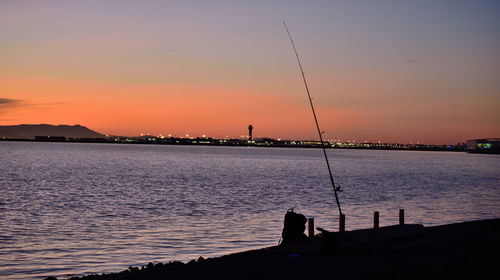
[399,209,405,225]
[374,211,379,229]
[307,218,314,238]
[339,214,345,232]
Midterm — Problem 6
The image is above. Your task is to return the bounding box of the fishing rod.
[283,22,343,216]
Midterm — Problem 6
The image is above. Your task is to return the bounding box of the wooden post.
[339,214,345,232]
[307,218,314,238]
[399,209,405,225]
[374,211,379,229]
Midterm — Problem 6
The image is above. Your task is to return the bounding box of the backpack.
[281,208,307,245]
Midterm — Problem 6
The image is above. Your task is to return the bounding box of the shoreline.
[49,218,500,280]
[1,138,467,153]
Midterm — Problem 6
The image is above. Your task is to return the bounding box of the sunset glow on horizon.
[1,0,499,144]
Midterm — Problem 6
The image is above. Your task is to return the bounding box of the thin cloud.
[0,98,22,105]
[0,99,68,109]
[43,102,68,106]
[405,59,425,64]
[0,99,69,117]
[0,98,25,114]
[28,102,68,112]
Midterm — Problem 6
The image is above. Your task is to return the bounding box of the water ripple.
[0,142,499,279]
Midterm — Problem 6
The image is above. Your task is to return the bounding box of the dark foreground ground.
[49,218,499,280]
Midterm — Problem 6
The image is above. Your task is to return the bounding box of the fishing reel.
[334,184,343,193]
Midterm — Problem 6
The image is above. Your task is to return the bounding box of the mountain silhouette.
[0,124,104,138]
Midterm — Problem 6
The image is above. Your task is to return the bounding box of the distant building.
[466,138,500,154]
[248,125,253,141]
[34,136,67,142]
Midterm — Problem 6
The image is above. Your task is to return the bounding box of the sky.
[1,0,499,144]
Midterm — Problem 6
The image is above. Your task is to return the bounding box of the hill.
[0,124,105,139]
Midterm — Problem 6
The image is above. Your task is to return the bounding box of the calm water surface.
[0,142,499,279]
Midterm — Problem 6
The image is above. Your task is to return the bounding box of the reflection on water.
[0,142,499,279]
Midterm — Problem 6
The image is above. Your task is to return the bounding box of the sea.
[1,141,499,279]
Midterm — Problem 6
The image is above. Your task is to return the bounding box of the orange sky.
[1,1,499,144]
[0,75,367,139]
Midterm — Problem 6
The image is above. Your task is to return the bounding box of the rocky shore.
[46,218,499,280]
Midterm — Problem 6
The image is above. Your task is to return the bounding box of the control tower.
[248,125,253,141]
